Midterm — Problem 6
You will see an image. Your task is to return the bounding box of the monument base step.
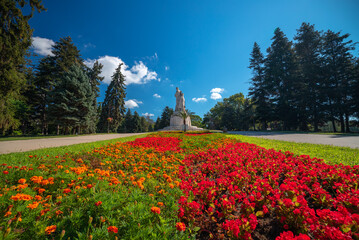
[159,125,204,131]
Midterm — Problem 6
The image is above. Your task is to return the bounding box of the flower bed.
[1,133,358,239]
[177,142,359,239]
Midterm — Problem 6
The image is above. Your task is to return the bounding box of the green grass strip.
[0,134,149,164]
[226,134,359,166]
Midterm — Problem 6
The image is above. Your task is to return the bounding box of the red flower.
[176,222,186,231]
[63,188,71,194]
[3,171,9,174]
[107,226,118,233]
[151,207,161,214]
[95,201,102,206]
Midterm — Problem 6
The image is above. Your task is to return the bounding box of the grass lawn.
[227,133,359,166]
[0,133,128,142]
[0,134,148,164]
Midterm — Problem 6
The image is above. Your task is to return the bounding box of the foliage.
[98,64,126,133]
[0,0,45,133]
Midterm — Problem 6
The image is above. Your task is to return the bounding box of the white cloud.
[84,56,158,85]
[153,93,161,98]
[31,37,55,56]
[165,66,170,71]
[192,97,207,103]
[210,88,224,100]
[142,113,154,117]
[125,99,142,109]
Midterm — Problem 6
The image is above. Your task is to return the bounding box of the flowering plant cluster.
[1,132,358,240]
[177,142,359,239]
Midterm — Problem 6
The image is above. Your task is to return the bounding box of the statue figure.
[175,87,185,112]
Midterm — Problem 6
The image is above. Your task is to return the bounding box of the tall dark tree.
[154,117,161,131]
[265,28,298,130]
[87,61,104,132]
[0,0,45,134]
[98,63,126,132]
[48,64,95,134]
[31,56,55,134]
[158,106,173,129]
[354,58,359,119]
[294,23,324,131]
[132,111,141,133]
[248,42,272,129]
[123,109,133,133]
[322,30,355,132]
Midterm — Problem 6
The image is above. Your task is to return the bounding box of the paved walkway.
[0,133,145,154]
[229,131,359,149]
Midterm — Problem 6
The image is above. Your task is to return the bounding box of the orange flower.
[45,225,56,235]
[38,188,45,194]
[10,193,33,201]
[151,207,161,214]
[27,201,39,209]
[35,195,42,201]
[18,178,26,184]
[107,226,118,233]
[158,202,164,207]
[4,211,12,217]
[56,210,63,215]
[176,222,186,231]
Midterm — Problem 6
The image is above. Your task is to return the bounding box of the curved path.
[229,131,359,149]
[0,133,145,154]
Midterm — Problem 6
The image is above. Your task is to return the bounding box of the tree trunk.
[345,113,350,133]
[340,114,345,133]
[57,125,60,135]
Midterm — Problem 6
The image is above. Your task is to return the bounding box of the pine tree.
[265,28,298,130]
[322,30,355,132]
[0,0,45,134]
[154,117,161,131]
[31,56,55,134]
[354,58,359,119]
[48,64,95,134]
[248,42,271,129]
[123,109,133,133]
[98,63,126,132]
[132,111,141,133]
[159,106,173,129]
[86,61,104,132]
[293,23,325,131]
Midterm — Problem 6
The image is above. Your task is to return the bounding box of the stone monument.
[161,87,203,131]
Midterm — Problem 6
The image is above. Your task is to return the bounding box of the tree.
[294,23,324,131]
[0,0,45,134]
[158,106,173,129]
[123,109,133,133]
[132,111,141,133]
[322,30,355,133]
[265,28,298,130]
[87,61,104,132]
[31,56,55,134]
[47,64,95,134]
[98,63,126,132]
[248,42,271,129]
[154,117,161,131]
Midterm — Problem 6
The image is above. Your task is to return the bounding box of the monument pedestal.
[161,111,204,131]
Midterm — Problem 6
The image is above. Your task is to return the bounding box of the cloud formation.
[192,97,207,103]
[85,56,158,85]
[124,99,142,109]
[142,113,154,117]
[210,88,224,100]
[153,93,161,98]
[31,37,55,56]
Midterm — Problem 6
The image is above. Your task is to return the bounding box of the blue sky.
[29,0,359,119]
